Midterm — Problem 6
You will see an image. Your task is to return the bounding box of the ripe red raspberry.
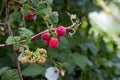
[41,33,51,41]
[25,11,34,20]
[56,26,66,36]
[49,39,59,48]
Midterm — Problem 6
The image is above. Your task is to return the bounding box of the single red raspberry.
[25,11,34,20]
[49,39,59,48]
[41,33,51,41]
[56,26,66,36]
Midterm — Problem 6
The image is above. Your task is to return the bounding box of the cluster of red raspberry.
[41,26,66,48]
[24,11,67,48]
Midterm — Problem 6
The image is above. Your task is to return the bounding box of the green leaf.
[13,42,20,50]
[86,42,98,54]
[1,69,19,80]
[6,36,15,44]
[79,43,88,51]
[36,2,52,16]
[22,64,45,76]
[45,0,53,5]
[23,4,30,15]
[73,53,92,69]
[10,10,21,23]
[58,37,69,48]
[14,36,21,41]
[0,56,14,67]
[47,12,59,24]
[31,0,39,6]
[6,36,20,50]
[63,61,76,74]
[0,67,9,75]
[47,47,58,58]
[24,37,32,45]
[19,27,33,38]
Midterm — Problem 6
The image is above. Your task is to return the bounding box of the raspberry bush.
[0,0,120,80]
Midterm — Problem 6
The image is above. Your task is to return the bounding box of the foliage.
[0,0,120,80]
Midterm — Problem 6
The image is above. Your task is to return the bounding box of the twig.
[5,0,13,36]
[31,20,79,40]
[13,52,23,80]
[0,20,79,47]
[5,0,23,80]
[0,43,11,47]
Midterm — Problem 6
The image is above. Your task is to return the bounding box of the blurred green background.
[0,0,120,80]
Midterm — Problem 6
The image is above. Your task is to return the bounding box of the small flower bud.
[21,57,28,64]
[37,48,47,55]
[38,57,46,64]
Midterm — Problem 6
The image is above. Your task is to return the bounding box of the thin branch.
[0,43,11,47]
[5,0,13,36]
[31,20,79,40]
[0,20,79,47]
[66,20,79,30]
[13,52,23,80]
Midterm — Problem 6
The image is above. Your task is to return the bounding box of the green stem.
[20,7,26,27]
[44,18,50,30]
[22,14,26,27]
